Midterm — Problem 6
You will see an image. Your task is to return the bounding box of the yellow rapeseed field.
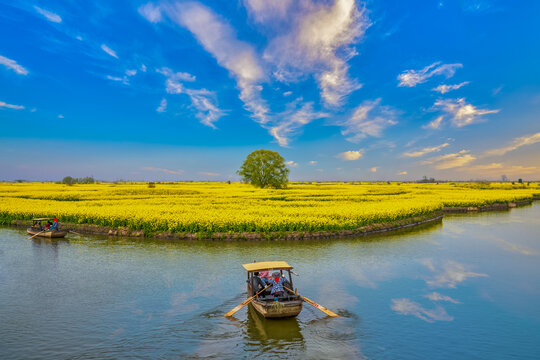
[0,182,538,234]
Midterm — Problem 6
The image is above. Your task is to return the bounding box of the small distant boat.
[244,261,303,318]
[27,218,68,238]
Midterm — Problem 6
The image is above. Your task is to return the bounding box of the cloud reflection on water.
[391,298,454,322]
[421,260,488,288]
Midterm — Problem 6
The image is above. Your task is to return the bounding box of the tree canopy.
[237,149,289,189]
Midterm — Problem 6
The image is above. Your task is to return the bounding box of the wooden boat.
[243,261,303,319]
[27,218,68,238]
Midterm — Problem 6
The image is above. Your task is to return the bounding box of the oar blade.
[224,284,270,317]
[303,296,340,317]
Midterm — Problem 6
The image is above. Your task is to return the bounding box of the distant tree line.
[59,176,95,185]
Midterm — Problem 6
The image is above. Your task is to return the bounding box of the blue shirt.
[269,276,285,294]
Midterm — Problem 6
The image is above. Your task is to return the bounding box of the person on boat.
[45,221,52,230]
[251,272,267,295]
[269,271,286,300]
[51,218,59,231]
[259,270,270,282]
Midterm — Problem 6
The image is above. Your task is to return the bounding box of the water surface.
[1,204,540,359]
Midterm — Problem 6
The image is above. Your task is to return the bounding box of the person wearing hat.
[269,271,286,300]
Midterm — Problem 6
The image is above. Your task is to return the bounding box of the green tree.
[237,149,289,189]
[62,176,75,185]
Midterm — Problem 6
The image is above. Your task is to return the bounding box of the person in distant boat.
[269,271,286,300]
[45,221,52,230]
[51,218,59,231]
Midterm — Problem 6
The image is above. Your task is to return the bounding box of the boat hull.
[251,298,303,318]
[27,229,68,238]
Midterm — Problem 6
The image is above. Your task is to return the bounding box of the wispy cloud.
[165,2,269,125]
[460,163,539,177]
[338,150,363,161]
[143,167,183,175]
[370,166,378,173]
[156,98,167,113]
[402,143,449,158]
[138,3,163,23]
[422,150,476,169]
[309,160,317,165]
[483,132,540,156]
[433,81,469,94]
[0,55,29,75]
[391,298,454,322]
[34,6,62,23]
[157,67,224,128]
[199,171,220,176]
[424,292,461,304]
[263,0,368,106]
[398,62,462,87]
[269,101,328,146]
[58,114,64,119]
[341,98,397,142]
[125,69,137,76]
[434,98,499,127]
[422,115,444,130]
[285,160,298,167]
[398,170,407,175]
[0,101,24,110]
[101,44,119,59]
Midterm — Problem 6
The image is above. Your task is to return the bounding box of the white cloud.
[338,150,363,161]
[460,163,539,177]
[370,166,378,172]
[138,3,162,23]
[199,171,220,176]
[125,69,137,76]
[143,167,184,175]
[424,292,461,304]
[243,0,293,24]
[0,55,28,75]
[268,101,328,146]
[165,2,269,125]
[101,44,119,59]
[283,91,292,97]
[309,161,317,165]
[398,62,462,87]
[402,143,449,158]
[140,64,147,72]
[422,150,476,170]
[58,114,64,118]
[0,101,24,110]
[398,171,407,175]
[433,81,469,94]
[285,160,298,167]
[434,98,499,127]
[34,6,62,23]
[263,0,369,106]
[341,98,397,142]
[423,115,444,130]
[156,98,167,113]
[484,132,540,156]
[391,298,453,322]
[157,67,223,128]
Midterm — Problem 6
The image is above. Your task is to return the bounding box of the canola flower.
[0,182,538,235]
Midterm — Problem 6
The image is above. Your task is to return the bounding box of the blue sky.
[1,0,539,181]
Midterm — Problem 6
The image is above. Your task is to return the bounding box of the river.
[1,204,539,359]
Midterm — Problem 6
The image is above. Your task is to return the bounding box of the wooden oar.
[69,230,83,236]
[224,285,271,317]
[27,230,46,240]
[284,286,340,317]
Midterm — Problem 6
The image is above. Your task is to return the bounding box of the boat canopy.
[32,218,55,221]
[243,261,293,272]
